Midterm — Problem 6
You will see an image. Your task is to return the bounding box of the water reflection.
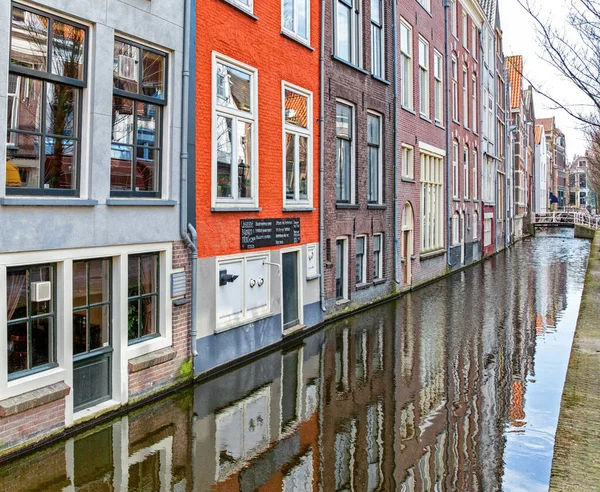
[0,229,589,491]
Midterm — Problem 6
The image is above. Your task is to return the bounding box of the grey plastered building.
[0,0,192,453]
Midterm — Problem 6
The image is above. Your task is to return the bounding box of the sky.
[499,0,589,159]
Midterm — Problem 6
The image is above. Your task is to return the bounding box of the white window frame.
[417,0,431,12]
[434,51,443,124]
[451,0,457,37]
[230,0,254,14]
[462,66,468,128]
[355,235,367,285]
[452,140,459,198]
[402,143,414,179]
[484,215,493,246]
[472,75,477,134]
[212,53,259,209]
[452,213,460,245]
[473,149,478,200]
[282,0,311,43]
[336,100,356,204]
[370,0,384,78]
[462,13,468,48]
[463,146,469,199]
[400,20,413,110]
[483,87,488,139]
[334,0,362,67]
[419,146,445,252]
[452,57,458,122]
[367,111,383,204]
[471,24,477,59]
[373,233,383,280]
[282,82,313,207]
[418,37,429,117]
[488,92,494,141]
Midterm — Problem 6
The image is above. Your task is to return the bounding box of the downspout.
[393,0,400,284]
[181,0,199,356]
[444,0,452,265]
[319,0,326,312]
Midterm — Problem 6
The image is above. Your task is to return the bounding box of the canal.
[0,229,589,491]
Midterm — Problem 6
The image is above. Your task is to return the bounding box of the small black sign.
[241,218,301,249]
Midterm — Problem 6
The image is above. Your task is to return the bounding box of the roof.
[534,125,544,145]
[537,117,554,134]
[506,56,523,109]
[478,0,497,23]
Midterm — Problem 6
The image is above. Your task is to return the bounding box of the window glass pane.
[216,62,251,113]
[51,20,85,80]
[297,0,308,38]
[336,3,351,61]
[128,300,139,341]
[217,115,233,198]
[112,96,134,145]
[128,257,139,297]
[135,147,159,192]
[46,82,78,136]
[336,138,351,202]
[371,0,381,23]
[7,270,28,321]
[237,120,252,198]
[142,50,165,99]
[368,115,379,145]
[10,7,48,72]
[89,305,109,350]
[283,0,294,31]
[113,40,140,93]
[89,259,110,304]
[336,104,351,138]
[7,76,43,132]
[286,133,296,200]
[141,297,157,337]
[32,317,53,367]
[44,136,76,189]
[73,261,87,308]
[285,90,308,128]
[299,136,308,200]
[6,133,41,188]
[8,322,28,374]
[141,255,158,295]
[73,309,87,355]
[137,103,159,148]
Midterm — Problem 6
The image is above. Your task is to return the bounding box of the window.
[335,0,361,66]
[462,66,468,127]
[488,92,494,140]
[482,87,488,138]
[417,0,431,11]
[73,259,111,356]
[231,0,253,13]
[355,236,366,284]
[400,21,413,110]
[473,211,479,240]
[452,57,458,121]
[462,13,468,48]
[472,76,477,133]
[451,1,457,37]
[452,213,460,245]
[128,253,159,344]
[213,55,257,205]
[402,144,414,179]
[336,238,348,300]
[473,150,478,200]
[283,0,309,41]
[434,51,443,124]
[367,113,382,204]
[370,0,384,78]
[484,217,492,246]
[452,140,459,198]
[463,147,469,199]
[336,102,354,203]
[7,264,56,378]
[420,151,444,252]
[7,5,87,195]
[284,85,312,205]
[111,39,166,197]
[373,233,383,280]
[472,24,477,57]
[487,33,493,66]
[418,38,429,117]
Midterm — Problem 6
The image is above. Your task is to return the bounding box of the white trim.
[355,235,367,285]
[418,142,445,157]
[335,99,356,204]
[367,110,383,204]
[280,246,304,333]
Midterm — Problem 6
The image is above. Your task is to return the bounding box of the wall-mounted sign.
[241,218,301,249]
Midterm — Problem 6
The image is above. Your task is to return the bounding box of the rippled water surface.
[0,229,589,491]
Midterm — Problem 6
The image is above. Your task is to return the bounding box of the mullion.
[47,16,54,79]
[40,81,48,189]
[132,101,138,192]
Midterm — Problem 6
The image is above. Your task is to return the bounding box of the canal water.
[0,229,589,491]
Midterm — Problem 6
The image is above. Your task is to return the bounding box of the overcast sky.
[499,0,589,159]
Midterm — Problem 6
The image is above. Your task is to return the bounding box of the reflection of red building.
[508,380,526,427]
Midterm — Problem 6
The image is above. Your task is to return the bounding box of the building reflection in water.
[0,231,589,492]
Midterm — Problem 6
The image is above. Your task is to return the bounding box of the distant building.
[568,154,597,212]
[534,125,549,213]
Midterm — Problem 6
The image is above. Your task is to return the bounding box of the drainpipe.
[319,0,326,312]
[392,0,400,284]
[444,0,452,265]
[181,0,199,357]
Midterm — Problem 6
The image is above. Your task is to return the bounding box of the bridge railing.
[534,212,600,230]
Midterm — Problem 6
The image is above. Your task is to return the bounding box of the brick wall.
[129,240,192,398]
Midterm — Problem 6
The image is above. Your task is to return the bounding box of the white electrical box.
[31,281,52,302]
[306,244,318,278]
[246,256,268,314]
[217,260,243,321]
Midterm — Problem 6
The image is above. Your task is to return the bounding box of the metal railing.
[534,212,600,230]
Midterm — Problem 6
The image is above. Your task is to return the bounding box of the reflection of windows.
[111,38,166,197]
[127,253,159,344]
[283,0,309,41]
[336,102,354,203]
[281,348,303,433]
[355,329,367,380]
[367,113,382,204]
[335,420,356,491]
[334,0,361,66]
[7,5,87,194]
[7,264,57,378]
[366,402,383,492]
[284,84,312,205]
[283,449,314,492]
[335,328,349,391]
[213,55,257,206]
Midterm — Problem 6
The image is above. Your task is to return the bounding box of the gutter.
[392,0,400,284]
[319,0,326,312]
[444,0,452,266]
[181,0,199,356]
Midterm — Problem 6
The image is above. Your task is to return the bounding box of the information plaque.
[240,218,301,249]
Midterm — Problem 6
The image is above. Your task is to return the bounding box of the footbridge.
[533,212,600,230]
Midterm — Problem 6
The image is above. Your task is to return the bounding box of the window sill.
[453,197,461,202]
[420,249,445,260]
[335,298,351,306]
[356,282,372,291]
[211,206,262,212]
[1,197,97,207]
[283,206,315,212]
[373,278,386,285]
[401,177,416,183]
[280,30,314,50]
[452,119,460,125]
[306,274,321,281]
[435,122,445,130]
[127,336,172,361]
[106,199,176,207]
[336,203,360,210]
[0,381,70,417]
[371,75,391,85]
[401,106,416,115]
[367,204,386,210]
[218,0,258,20]
[128,346,177,373]
[419,114,432,123]
[331,55,369,76]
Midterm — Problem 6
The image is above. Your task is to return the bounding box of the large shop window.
[6,4,87,195]
[73,259,111,356]
[127,253,159,344]
[214,55,257,206]
[7,264,57,379]
[284,85,312,205]
[111,39,166,197]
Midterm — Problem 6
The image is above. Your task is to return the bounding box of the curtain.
[7,270,27,321]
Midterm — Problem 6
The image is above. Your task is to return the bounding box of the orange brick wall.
[195,0,321,258]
